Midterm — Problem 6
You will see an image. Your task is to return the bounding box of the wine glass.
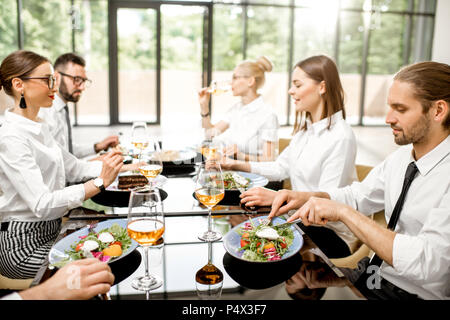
[138,138,163,189]
[195,242,224,300]
[195,161,225,242]
[207,80,231,96]
[131,121,149,158]
[127,189,165,291]
[200,139,223,161]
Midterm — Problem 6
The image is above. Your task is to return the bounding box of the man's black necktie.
[369,161,419,267]
[63,105,73,154]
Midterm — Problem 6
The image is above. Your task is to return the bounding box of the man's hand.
[290,197,348,225]
[268,190,311,219]
[240,187,276,207]
[19,259,114,300]
[94,135,119,153]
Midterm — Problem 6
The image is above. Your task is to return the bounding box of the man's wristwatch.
[93,177,105,192]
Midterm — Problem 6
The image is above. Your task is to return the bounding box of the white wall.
[432,0,450,64]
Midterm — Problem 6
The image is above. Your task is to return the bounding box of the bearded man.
[40,53,118,159]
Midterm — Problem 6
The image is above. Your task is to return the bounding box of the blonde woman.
[198,56,279,161]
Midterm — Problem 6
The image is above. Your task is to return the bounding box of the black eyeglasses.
[231,75,249,81]
[21,75,56,89]
[58,71,92,87]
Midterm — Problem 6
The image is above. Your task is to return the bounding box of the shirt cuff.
[74,143,97,158]
[66,184,86,210]
[249,162,284,182]
[392,233,415,275]
[1,292,23,300]
[87,160,103,178]
[326,187,344,202]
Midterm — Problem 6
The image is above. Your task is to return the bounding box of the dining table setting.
[31,122,358,300]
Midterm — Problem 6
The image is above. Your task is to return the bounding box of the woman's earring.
[19,93,27,109]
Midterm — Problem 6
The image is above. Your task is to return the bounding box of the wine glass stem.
[143,246,150,279]
[207,208,212,233]
[207,241,212,264]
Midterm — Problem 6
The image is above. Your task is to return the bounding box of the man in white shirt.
[39,53,118,159]
[268,61,450,299]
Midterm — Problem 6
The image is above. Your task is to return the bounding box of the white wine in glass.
[131,121,149,159]
[138,138,163,188]
[127,189,164,292]
[207,80,231,95]
[195,162,225,242]
[195,242,223,300]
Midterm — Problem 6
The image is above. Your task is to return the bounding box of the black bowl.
[223,252,303,290]
[92,188,168,208]
[110,249,142,285]
[161,163,196,176]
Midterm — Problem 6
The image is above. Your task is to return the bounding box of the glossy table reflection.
[33,175,363,300]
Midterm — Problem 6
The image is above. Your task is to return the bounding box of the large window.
[0,0,437,127]
[160,4,205,129]
[73,0,109,125]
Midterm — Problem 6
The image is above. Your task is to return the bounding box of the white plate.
[223,215,303,263]
[223,171,269,191]
[161,149,197,164]
[48,219,138,267]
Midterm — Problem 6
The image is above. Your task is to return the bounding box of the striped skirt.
[0,219,61,279]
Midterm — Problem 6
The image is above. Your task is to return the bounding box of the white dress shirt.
[0,292,22,300]
[214,96,279,156]
[328,135,450,300]
[250,111,359,250]
[38,95,95,158]
[0,108,102,222]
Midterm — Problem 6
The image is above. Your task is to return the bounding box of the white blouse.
[328,136,450,300]
[214,96,279,156]
[250,111,358,249]
[0,108,102,222]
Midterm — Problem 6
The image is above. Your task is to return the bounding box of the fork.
[233,180,246,194]
[87,222,98,234]
[259,217,272,226]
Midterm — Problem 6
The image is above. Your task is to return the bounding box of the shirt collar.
[53,94,66,111]
[306,110,344,135]
[4,108,42,135]
[240,96,263,113]
[411,135,450,176]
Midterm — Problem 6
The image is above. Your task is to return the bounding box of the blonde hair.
[237,56,273,90]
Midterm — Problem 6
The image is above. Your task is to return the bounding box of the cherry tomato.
[279,237,287,249]
[240,239,249,248]
[111,241,122,248]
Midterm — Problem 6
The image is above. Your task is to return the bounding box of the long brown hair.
[0,50,49,97]
[394,61,450,130]
[292,55,345,134]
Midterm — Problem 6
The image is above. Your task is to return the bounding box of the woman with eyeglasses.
[0,50,128,279]
[198,56,279,161]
